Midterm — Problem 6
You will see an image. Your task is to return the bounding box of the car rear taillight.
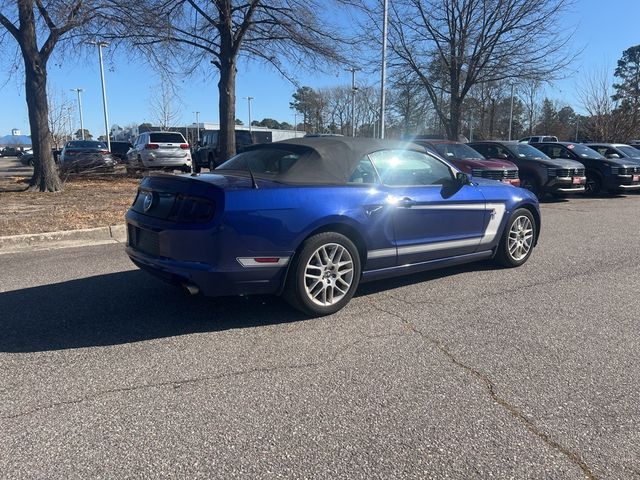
[145,143,159,150]
[169,194,215,223]
[180,144,189,149]
[99,150,110,154]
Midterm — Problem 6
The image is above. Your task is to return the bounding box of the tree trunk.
[218,59,237,163]
[24,61,60,192]
[15,0,61,192]
[447,95,461,140]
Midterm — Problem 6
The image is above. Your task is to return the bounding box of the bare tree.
[381,0,575,140]
[149,80,182,130]
[106,0,347,163]
[519,79,543,136]
[577,66,620,142]
[47,86,73,148]
[0,0,95,191]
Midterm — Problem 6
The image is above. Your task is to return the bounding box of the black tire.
[283,232,361,316]
[584,173,602,196]
[520,175,541,199]
[494,208,537,268]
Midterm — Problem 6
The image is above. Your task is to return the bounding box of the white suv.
[519,135,558,143]
[127,131,192,172]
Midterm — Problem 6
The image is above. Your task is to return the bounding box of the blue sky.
[0,0,638,137]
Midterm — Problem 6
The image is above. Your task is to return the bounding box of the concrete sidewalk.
[0,224,126,255]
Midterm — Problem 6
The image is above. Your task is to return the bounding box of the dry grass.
[0,174,141,236]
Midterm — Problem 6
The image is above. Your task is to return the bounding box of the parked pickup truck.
[531,142,640,195]
[468,141,586,198]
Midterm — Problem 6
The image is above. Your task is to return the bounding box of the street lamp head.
[88,40,109,47]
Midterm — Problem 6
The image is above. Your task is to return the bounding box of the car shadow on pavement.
[0,270,307,353]
[0,262,498,353]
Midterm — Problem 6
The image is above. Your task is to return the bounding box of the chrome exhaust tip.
[183,282,200,295]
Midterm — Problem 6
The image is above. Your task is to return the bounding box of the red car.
[415,140,520,187]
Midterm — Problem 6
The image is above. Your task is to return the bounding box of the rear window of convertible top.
[217,148,304,176]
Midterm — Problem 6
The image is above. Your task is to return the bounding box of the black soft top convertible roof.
[241,137,427,184]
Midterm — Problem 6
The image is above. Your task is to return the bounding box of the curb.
[0,224,126,255]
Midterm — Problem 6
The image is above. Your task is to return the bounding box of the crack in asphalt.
[368,300,598,480]
[380,257,638,309]
[0,332,409,421]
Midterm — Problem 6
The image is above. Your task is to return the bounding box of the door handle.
[398,197,415,208]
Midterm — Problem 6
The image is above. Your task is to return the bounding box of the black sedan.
[59,141,117,173]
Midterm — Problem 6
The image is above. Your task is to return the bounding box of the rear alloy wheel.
[584,174,601,196]
[495,208,536,267]
[284,232,361,316]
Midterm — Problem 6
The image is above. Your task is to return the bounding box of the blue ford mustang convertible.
[126,137,540,315]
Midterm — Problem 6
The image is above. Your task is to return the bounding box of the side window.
[593,146,607,156]
[471,144,489,156]
[369,150,452,186]
[605,148,620,158]
[348,157,378,185]
[495,146,510,159]
[539,145,557,157]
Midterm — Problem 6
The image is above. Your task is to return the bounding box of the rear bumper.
[141,153,192,167]
[126,246,286,297]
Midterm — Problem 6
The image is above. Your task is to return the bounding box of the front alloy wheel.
[284,232,361,316]
[495,208,536,267]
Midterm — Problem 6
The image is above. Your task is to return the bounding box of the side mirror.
[497,153,508,160]
[456,172,471,185]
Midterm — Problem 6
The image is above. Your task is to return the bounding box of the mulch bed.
[0,174,141,236]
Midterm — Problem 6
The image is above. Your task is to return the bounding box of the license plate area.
[572,177,583,185]
[633,175,640,182]
[128,225,160,256]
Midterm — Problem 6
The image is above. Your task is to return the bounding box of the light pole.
[70,88,85,140]
[346,67,359,137]
[292,109,298,137]
[379,0,389,139]
[89,40,111,151]
[194,111,200,143]
[243,96,254,133]
[575,115,579,142]
[508,83,515,141]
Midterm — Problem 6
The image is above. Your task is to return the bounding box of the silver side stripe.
[367,202,507,260]
[237,257,290,268]
[406,204,487,210]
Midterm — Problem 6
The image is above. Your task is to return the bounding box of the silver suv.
[127,131,192,172]
[519,135,558,143]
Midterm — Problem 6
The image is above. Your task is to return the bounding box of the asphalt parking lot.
[0,156,32,178]
[1,195,639,479]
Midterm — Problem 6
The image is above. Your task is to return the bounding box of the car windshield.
[66,141,107,149]
[566,143,604,159]
[617,145,640,158]
[217,148,303,176]
[433,143,485,160]
[149,133,184,143]
[512,144,549,159]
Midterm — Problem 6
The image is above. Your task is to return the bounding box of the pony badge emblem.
[143,192,154,212]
